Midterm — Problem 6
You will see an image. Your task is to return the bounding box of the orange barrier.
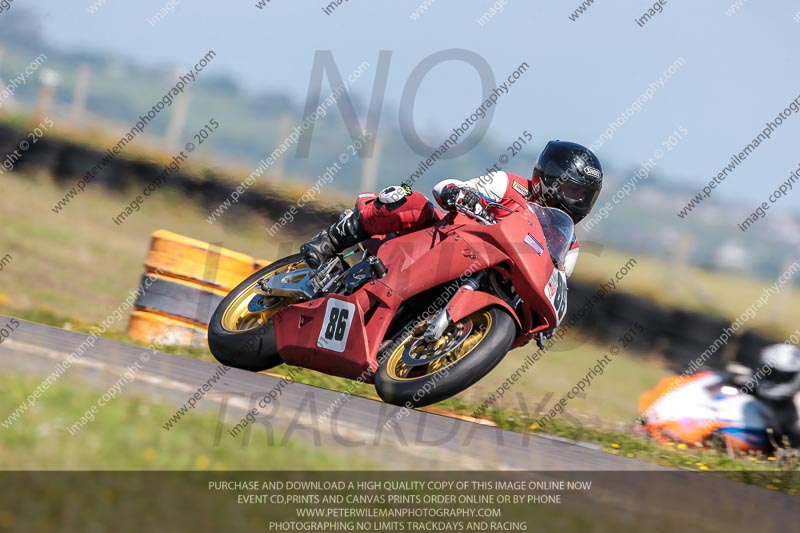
[127,229,272,347]
[127,310,208,349]
[144,229,256,291]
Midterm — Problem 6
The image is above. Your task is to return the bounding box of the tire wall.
[128,229,270,348]
[0,124,341,235]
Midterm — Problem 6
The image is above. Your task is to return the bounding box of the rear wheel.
[374,307,515,407]
[207,254,306,371]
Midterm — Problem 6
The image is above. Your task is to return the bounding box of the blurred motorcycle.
[638,359,800,454]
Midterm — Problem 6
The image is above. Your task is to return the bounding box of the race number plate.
[545,269,568,326]
[317,299,356,352]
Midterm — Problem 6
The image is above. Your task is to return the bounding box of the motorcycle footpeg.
[536,332,546,350]
[366,255,387,278]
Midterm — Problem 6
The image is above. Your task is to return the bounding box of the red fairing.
[356,191,437,236]
[272,198,566,381]
[273,279,402,382]
[446,287,521,329]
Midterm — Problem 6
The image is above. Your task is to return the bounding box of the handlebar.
[451,202,514,225]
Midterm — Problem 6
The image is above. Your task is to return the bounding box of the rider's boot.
[300,209,369,269]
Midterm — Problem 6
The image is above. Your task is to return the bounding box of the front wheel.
[207,254,306,371]
[374,307,515,407]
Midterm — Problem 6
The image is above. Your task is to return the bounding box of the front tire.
[207,254,306,371]
[374,307,515,407]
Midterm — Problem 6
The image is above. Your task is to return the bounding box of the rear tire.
[375,307,515,407]
[207,254,305,371]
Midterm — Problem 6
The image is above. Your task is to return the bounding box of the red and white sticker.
[545,269,568,326]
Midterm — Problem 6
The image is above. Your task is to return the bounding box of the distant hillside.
[579,172,799,279]
[0,9,534,196]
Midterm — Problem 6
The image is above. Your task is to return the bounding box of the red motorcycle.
[208,199,573,407]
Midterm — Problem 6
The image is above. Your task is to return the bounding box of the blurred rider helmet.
[756,344,800,401]
[530,140,603,224]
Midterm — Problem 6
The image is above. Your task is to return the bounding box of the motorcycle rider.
[754,344,800,448]
[300,140,603,278]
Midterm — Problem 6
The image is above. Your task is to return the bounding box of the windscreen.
[528,203,575,270]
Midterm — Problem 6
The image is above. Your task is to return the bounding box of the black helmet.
[530,140,603,223]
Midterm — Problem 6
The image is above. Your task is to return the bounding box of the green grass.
[466,335,671,424]
[573,247,800,341]
[0,169,297,324]
[0,373,372,471]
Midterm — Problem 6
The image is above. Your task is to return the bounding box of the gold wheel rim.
[220,260,305,332]
[385,310,492,381]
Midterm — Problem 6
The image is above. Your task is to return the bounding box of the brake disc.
[401,320,474,366]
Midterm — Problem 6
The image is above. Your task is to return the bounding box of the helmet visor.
[560,180,600,213]
[766,368,799,385]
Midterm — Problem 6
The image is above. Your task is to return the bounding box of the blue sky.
[28,0,800,206]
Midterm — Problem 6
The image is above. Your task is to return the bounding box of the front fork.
[421,272,522,342]
[422,273,484,342]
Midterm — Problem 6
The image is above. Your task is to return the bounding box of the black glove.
[440,185,482,212]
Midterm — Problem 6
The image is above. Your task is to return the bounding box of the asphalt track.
[2,317,798,532]
[0,316,654,470]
